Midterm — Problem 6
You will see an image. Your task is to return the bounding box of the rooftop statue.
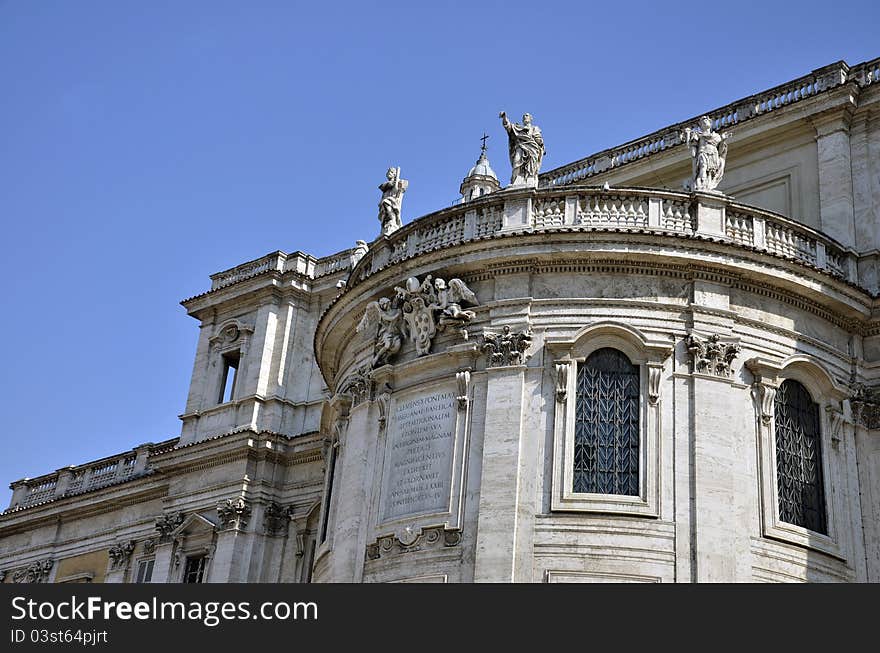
[499,111,545,187]
[683,116,729,192]
[377,166,408,236]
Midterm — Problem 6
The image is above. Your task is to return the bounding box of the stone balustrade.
[541,58,880,188]
[350,187,858,288]
[6,441,175,511]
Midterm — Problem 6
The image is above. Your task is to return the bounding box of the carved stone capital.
[154,511,185,543]
[142,539,156,555]
[365,525,463,561]
[686,332,741,377]
[337,366,373,406]
[263,502,289,535]
[217,497,251,531]
[481,325,532,368]
[750,383,777,425]
[108,541,136,569]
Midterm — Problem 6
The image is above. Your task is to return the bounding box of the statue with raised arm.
[499,111,545,187]
[683,116,729,192]
[377,166,409,236]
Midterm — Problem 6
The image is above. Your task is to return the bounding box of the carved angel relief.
[357,275,478,368]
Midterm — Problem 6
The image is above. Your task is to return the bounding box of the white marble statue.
[499,111,545,186]
[377,166,408,236]
[357,296,403,367]
[683,116,729,192]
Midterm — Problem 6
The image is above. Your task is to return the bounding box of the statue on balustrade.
[499,111,545,187]
[377,166,408,236]
[683,115,729,192]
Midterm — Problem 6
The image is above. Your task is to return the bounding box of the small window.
[774,379,827,534]
[135,559,154,583]
[319,444,338,544]
[182,555,206,583]
[218,351,240,404]
[574,348,640,496]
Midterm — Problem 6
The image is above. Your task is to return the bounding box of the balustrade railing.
[349,187,856,290]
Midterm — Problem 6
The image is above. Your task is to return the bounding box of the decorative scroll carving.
[648,364,663,405]
[456,370,470,410]
[365,525,462,561]
[481,326,532,367]
[686,333,740,377]
[338,367,373,406]
[751,383,777,425]
[154,512,185,542]
[682,115,729,192]
[851,385,880,429]
[263,502,289,535]
[378,166,408,236]
[555,362,570,402]
[217,497,251,531]
[208,321,253,351]
[108,541,136,569]
[376,387,391,427]
[12,559,53,583]
[357,275,478,367]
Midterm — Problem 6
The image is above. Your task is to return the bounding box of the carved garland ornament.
[357,275,478,368]
[481,326,532,368]
[686,333,741,377]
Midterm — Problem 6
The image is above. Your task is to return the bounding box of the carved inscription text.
[381,391,456,522]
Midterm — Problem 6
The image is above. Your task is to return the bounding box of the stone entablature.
[540,58,880,188]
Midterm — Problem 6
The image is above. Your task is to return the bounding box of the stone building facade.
[2,58,879,583]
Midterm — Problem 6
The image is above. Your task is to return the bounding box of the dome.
[466,150,497,180]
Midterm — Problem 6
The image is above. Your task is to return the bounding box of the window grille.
[574,348,640,496]
[774,380,827,534]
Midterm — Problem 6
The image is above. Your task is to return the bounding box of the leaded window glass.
[774,379,827,534]
[573,348,640,496]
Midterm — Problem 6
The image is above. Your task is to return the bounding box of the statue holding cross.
[377,166,409,236]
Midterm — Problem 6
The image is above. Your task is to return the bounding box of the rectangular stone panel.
[380,388,457,523]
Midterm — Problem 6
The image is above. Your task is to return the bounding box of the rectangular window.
[319,445,338,544]
[135,559,154,583]
[182,555,206,583]
[218,351,240,404]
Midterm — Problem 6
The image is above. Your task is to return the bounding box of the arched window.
[574,348,640,496]
[774,379,827,534]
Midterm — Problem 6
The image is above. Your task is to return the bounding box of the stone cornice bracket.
[851,384,880,430]
[554,361,570,403]
[686,332,741,378]
[647,363,663,406]
[745,358,780,425]
[217,497,251,531]
[108,540,136,569]
[376,385,392,427]
[825,405,845,447]
[481,325,532,368]
[12,558,53,583]
[456,370,471,410]
[155,511,185,543]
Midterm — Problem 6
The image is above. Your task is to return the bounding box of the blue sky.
[0,0,876,504]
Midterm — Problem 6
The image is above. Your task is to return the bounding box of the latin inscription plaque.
[381,389,457,522]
